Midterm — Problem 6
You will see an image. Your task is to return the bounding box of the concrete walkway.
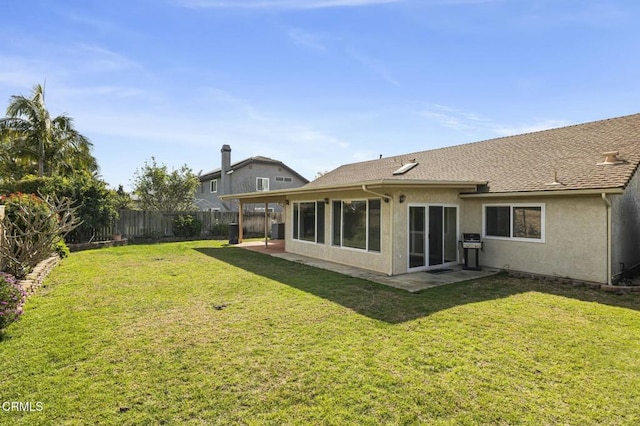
[238,240,500,292]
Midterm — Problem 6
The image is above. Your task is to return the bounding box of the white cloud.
[420,104,568,137]
[67,44,144,73]
[345,47,400,87]
[287,28,328,51]
[173,0,404,9]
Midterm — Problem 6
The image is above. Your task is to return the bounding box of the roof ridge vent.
[393,161,419,175]
[597,151,624,165]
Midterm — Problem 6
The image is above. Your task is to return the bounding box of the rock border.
[19,255,61,295]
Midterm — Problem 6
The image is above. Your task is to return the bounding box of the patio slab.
[237,245,500,292]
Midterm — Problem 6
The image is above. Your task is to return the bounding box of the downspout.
[602,193,612,285]
[362,185,394,276]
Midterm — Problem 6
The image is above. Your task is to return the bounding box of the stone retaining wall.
[19,255,60,295]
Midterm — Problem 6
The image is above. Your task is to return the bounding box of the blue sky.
[1,0,639,190]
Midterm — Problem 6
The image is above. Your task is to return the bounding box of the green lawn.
[1,241,640,425]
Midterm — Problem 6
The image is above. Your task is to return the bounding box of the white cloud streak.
[287,28,328,51]
[173,0,404,9]
[345,47,400,87]
[420,104,568,137]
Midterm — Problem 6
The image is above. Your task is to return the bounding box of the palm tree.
[0,130,32,182]
[0,83,97,178]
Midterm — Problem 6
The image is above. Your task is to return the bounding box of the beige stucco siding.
[462,196,608,283]
[611,169,640,278]
[283,187,612,283]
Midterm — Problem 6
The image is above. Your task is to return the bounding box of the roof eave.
[220,179,487,202]
[459,187,625,198]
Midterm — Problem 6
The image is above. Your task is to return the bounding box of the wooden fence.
[71,209,284,242]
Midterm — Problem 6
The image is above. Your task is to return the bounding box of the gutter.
[362,185,394,276]
[220,179,484,202]
[602,193,612,285]
[460,188,624,198]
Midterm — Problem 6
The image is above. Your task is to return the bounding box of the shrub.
[1,175,118,243]
[0,192,80,278]
[173,215,202,238]
[209,223,229,239]
[55,240,71,259]
[0,272,26,330]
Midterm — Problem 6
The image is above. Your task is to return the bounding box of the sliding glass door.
[409,205,458,270]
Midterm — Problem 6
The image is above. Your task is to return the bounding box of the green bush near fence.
[0,175,118,243]
[172,214,202,238]
[209,223,229,239]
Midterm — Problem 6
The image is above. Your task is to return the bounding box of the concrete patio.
[238,240,500,292]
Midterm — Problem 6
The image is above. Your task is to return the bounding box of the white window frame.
[210,179,218,193]
[331,199,381,253]
[256,177,269,192]
[482,203,545,243]
[292,201,324,244]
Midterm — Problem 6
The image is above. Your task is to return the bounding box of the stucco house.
[194,144,308,212]
[223,113,640,285]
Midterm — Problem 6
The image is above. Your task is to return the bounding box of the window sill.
[483,235,545,244]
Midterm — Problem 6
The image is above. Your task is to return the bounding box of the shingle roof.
[307,113,640,193]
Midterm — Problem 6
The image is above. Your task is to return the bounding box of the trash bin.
[271,223,285,240]
[228,223,239,245]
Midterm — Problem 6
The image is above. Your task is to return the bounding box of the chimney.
[220,144,232,194]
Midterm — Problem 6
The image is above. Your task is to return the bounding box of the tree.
[132,157,199,211]
[0,83,97,178]
[1,174,119,243]
[0,130,33,182]
[112,185,133,210]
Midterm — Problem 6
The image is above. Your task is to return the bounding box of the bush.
[0,192,80,278]
[209,223,229,239]
[173,215,202,238]
[54,240,71,259]
[1,175,118,243]
[0,272,26,330]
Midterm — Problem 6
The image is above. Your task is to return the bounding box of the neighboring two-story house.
[194,144,308,212]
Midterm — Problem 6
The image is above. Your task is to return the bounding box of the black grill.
[460,233,482,270]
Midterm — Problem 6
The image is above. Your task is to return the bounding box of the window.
[254,207,275,213]
[256,177,269,191]
[343,200,367,250]
[484,204,544,242]
[332,199,381,252]
[292,201,325,244]
[275,176,293,182]
[210,179,218,193]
